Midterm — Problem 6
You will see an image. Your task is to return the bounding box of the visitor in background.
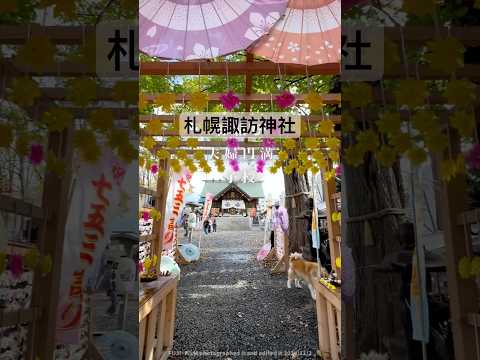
[203,218,210,235]
[181,211,188,237]
[272,200,289,234]
[211,216,217,232]
[187,209,196,242]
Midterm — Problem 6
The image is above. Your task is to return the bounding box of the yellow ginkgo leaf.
[189,92,209,111]
[67,78,97,107]
[426,37,465,74]
[283,165,293,175]
[304,137,319,150]
[16,35,55,73]
[440,158,458,182]
[297,165,307,175]
[377,111,402,135]
[113,81,138,105]
[139,156,146,168]
[283,138,297,150]
[394,80,427,108]
[108,128,129,150]
[318,119,335,137]
[80,141,101,163]
[74,128,96,149]
[356,129,379,153]
[155,93,176,112]
[344,145,364,167]
[424,131,448,153]
[157,149,170,160]
[166,136,181,148]
[288,159,299,168]
[186,138,199,148]
[9,77,40,107]
[328,150,339,162]
[342,82,372,108]
[445,80,476,108]
[89,109,114,133]
[269,166,278,174]
[193,150,205,161]
[278,150,288,161]
[304,92,324,111]
[42,107,73,132]
[450,111,475,138]
[331,211,341,222]
[146,119,163,134]
[143,136,156,150]
[389,132,412,154]
[326,137,340,150]
[176,150,188,160]
[118,142,138,164]
[310,166,320,174]
[407,146,427,165]
[324,168,336,181]
[458,256,472,279]
[297,151,308,163]
[40,254,52,276]
[411,111,438,134]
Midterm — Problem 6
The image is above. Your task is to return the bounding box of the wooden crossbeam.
[143,93,341,104]
[140,61,340,76]
[384,26,480,46]
[140,114,341,124]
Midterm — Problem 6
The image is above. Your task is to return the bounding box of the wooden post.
[32,126,74,359]
[154,160,170,263]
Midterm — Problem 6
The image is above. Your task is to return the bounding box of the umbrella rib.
[200,3,215,58]
[182,0,190,60]
[153,1,178,56]
[273,7,291,61]
[145,0,168,21]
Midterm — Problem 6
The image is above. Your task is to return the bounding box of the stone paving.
[171,229,318,359]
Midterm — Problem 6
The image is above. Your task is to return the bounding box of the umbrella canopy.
[256,243,272,261]
[160,255,181,278]
[140,0,289,60]
[178,243,201,262]
[251,0,340,65]
[95,331,138,360]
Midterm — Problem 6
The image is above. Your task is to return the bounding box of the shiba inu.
[287,252,327,300]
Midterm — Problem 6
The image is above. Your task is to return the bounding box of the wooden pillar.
[153,160,170,263]
[32,126,74,360]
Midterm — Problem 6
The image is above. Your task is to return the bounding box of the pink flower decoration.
[261,138,276,148]
[229,159,240,172]
[150,163,159,174]
[220,91,240,111]
[9,254,23,279]
[138,261,144,273]
[226,137,239,149]
[142,211,150,221]
[29,144,44,165]
[335,166,342,177]
[275,91,296,109]
[256,159,266,173]
[466,144,480,170]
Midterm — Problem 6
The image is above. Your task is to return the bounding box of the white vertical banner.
[56,149,127,344]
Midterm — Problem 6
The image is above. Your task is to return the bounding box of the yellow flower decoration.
[450,111,475,138]
[297,151,308,163]
[89,109,114,133]
[335,257,341,269]
[186,138,199,148]
[377,111,402,135]
[16,35,55,72]
[331,211,341,222]
[471,257,480,277]
[305,92,324,111]
[283,165,293,175]
[394,80,427,108]
[166,136,181,148]
[318,119,335,137]
[288,159,299,168]
[74,128,96,149]
[176,150,188,160]
[155,92,176,112]
[456,155,466,175]
[113,81,138,105]
[108,128,129,150]
[426,37,465,74]
[67,78,97,107]
[344,145,364,167]
[198,159,208,168]
[304,137,319,150]
[402,0,435,16]
[47,151,66,176]
[274,159,283,168]
[183,158,194,167]
[326,137,340,150]
[24,246,39,269]
[317,157,328,169]
[310,166,320,174]
[42,107,73,132]
[146,119,163,135]
[143,136,156,150]
[356,129,379,152]
[328,150,339,162]
[458,257,472,279]
[342,112,355,133]
[411,110,438,134]
[440,158,458,182]
[283,138,297,150]
[342,82,372,108]
[194,150,205,161]
[389,132,412,154]
[297,165,307,175]
[312,150,324,162]
[150,209,162,221]
[445,80,476,108]
[407,146,427,166]
[15,133,30,156]
[157,149,170,160]
[189,92,209,111]
[424,131,448,153]
[9,77,40,107]
[81,141,102,163]
[40,254,52,276]
[119,142,138,164]
[377,146,397,167]
[188,163,198,174]
[324,169,336,181]
[269,166,278,174]
[0,124,13,148]
[278,150,289,161]
[171,163,182,173]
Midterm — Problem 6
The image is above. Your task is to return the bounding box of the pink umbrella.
[140,0,289,60]
[256,243,272,261]
[251,0,340,65]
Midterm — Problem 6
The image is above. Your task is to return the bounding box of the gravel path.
[171,228,319,359]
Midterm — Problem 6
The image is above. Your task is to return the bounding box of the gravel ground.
[171,229,319,360]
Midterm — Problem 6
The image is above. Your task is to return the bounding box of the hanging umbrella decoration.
[252,0,340,65]
[178,243,201,262]
[140,0,289,60]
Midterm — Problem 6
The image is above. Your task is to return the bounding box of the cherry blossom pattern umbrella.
[252,0,340,65]
[140,0,289,60]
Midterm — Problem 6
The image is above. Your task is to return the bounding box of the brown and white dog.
[287,253,326,300]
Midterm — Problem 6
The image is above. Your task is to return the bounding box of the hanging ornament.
[29,144,44,166]
[16,35,55,73]
[394,80,427,108]
[304,92,324,111]
[304,137,319,150]
[377,111,402,135]
[24,247,39,269]
[189,92,209,111]
[89,109,114,133]
[155,92,176,112]
[342,82,372,108]
[42,107,73,132]
[277,150,288,161]
[426,37,465,74]
[150,163,159,174]
[458,256,472,279]
[166,136,181,148]
[186,138,199,149]
[9,77,41,107]
[226,137,239,149]
[262,138,276,148]
[157,149,170,160]
[256,159,266,173]
[67,78,97,107]
[8,254,23,279]
[275,90,296,109]
[220,91,240,111]
[229,159,240,172]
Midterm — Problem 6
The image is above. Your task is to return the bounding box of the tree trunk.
[343,134,407,356]
[283,170,310,256]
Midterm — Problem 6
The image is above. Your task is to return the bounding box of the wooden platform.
[139,276,178,360]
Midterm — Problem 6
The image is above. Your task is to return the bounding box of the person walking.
[211,216,217,232]
[187,209,196,242]
[203,218,210,235]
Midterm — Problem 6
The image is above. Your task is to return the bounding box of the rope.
[345,208,405,223]
[285,191,310,198]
